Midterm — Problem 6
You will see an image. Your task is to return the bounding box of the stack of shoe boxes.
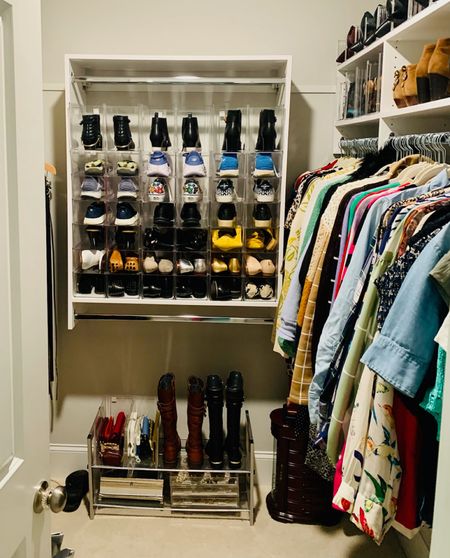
[70,105,283,302]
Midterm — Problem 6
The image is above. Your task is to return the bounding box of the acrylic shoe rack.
[87,396,255,523]
[70,106,284,305]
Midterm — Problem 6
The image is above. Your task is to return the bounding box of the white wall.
[41,0,377,466]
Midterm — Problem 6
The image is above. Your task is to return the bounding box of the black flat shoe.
[211,280,232,301]
[176,282,193,298]
[143,282,162,298]
[108,279,125,297]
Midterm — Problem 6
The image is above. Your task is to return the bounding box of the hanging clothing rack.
[387,132,450,162]
[339,137,379,158]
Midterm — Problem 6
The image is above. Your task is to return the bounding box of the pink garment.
[332,444,346,511]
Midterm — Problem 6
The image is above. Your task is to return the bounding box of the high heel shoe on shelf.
[428,38,450,101]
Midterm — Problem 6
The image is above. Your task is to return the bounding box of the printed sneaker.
[148,178,167,202]
[218,153,239,177]
[117,178,139,199]
[84,201,106,225]
[115,202,139,226]
[215,179,235,203]
[217,203,237,228]
[147,151,171,177]
[183,151,206,177]
[253,203,272,227]
[253,153,276,178]
[253,179,275,202]
[81,177,103,199]
[183,179,202,202]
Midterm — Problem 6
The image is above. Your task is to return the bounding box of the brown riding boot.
[157,373,181,465]
[416,43,435,103]
[428,37,450,101]
[186,376,205,467]
[393,67,407,108]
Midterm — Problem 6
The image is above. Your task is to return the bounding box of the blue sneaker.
[218,153,239,177]
[183,150,206,177]
[84,201,106,225]
[115,202,139,225]
[117,178,139,199]
[147,151,171,177]
[81,177,104,199]
[253,153,276,178]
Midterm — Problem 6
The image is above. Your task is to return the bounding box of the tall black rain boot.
[224,371,244,469]
[222,109,242,152]
[113,115,135,150]
[205,374,224,469]
[80,114,102,150]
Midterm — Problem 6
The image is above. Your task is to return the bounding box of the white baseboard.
[50,444,274,487]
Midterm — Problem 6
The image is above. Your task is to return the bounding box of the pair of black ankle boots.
[80,114,135,151]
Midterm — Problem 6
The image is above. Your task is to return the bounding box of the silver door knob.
[33,480,67,513]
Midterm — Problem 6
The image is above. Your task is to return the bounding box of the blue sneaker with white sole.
[115,202,139,225]
[147,151,171,177]
[84,201,106,225]
[253,153,276,178]
[117,178,139,199]
[183,151,206,177]
[218,153,239,177]
[81,177,104,199]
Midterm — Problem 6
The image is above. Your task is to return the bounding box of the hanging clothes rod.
[72,76,285,86]
[387,132,450,162]
[75,314,274,325]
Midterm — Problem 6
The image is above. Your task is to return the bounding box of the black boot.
[80,114,102,150]
[222,109,242,152]
[225,371,244,469]
[150,112,171,150]
[86,226,105,249]
[182,113,201,149]
[113,115,135,150]
[205,374,225,469]
[255,109,277,151]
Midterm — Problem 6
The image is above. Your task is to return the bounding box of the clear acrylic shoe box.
[70,104,285,303]
[87,396,255,523]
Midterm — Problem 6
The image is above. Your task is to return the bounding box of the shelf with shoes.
[334,0,450,151]
[87,381,255,522]
[66,55,291,326]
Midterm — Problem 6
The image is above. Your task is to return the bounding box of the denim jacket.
[361,223,450,397]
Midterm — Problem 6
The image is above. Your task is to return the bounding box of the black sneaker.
[215,179,235,203]
[217,203,237,228]
[153,203,175,226]
[253,203,272,227]
[181,203,201,227]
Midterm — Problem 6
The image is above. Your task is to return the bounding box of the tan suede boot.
[428,37,450,101]
[416,43,435,103]
[393,67,407,108]
[402,64,419,106]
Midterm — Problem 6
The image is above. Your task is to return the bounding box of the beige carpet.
[52,494,406,558]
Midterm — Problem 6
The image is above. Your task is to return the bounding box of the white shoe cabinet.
[65,55,292,329]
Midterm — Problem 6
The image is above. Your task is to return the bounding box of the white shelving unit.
[334,0,450,150]
[65,55,292,329]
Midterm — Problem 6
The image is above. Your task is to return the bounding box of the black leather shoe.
[181,203,201,227]
[211,280,232,301]
[218,203,237,227]
[143,227,175,250]
[109,279,125,297]
[80,114,102,150]
[177,228,207,251]
[176,280,193,298]
[255,109,276,151]
[150,112,171,150]
[253,203,272,227]
[230,278,242,300]
[182,113,201,149]
[143,281,162,298]
[124,276,139,296]
[78,275,94,294]
[86,226,105,250]
[116,227,136,250]
[154,203,175,226]
[222,109,242,152]
[160,277,173,298]
[192,277,207,298]
[113,115,135,150]
[94,275,106,295]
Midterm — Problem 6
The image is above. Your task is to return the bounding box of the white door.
[0,0,50,556]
